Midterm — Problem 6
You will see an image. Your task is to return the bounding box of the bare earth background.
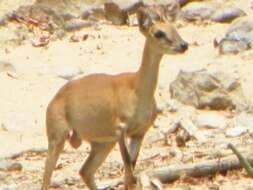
[1,0,253,189]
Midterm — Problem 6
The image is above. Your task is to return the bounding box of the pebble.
[0,61,16,73]
[55,65,83,80]
[225,127,247,137]
[208,183,219,190]
[64,20,95,31]
[0,160,22,171]
[159,99,181,113]
[51,175,79,188]
[196,112,227,129]
[60,12,77,21]
[0,185,18,190]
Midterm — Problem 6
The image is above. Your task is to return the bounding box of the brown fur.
[41,8,188,190]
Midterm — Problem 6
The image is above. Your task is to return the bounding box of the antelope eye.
[154,30,166,38]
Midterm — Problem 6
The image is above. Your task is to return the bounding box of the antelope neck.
[135,39,163,108]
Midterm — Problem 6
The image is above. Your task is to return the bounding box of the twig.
[227,143,253,178]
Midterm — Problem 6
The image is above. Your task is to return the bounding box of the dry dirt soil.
[1,0,253,190]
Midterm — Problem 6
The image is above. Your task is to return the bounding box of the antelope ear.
[137,8,160,34]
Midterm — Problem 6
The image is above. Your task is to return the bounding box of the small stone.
[137,173,151,189]
[0,160,22,171]
[64,20,95,31]
[53,30,66,40]
[208,183,219,190]
[81,6,105,21]
[0,185,18,190]
[7,163,22,171]
[235,112,253,133]
[169,147,183,160]
[151,178,163,190]
[176,130,190,147]
[160,99,180,113]
[0,61,16,73]
[226,127,247,137]
[51,175,79,188]
[60,12,76,21]
[154,117,170,128]
[196,112,227,129]
[179,119,207,143]
[0,17,7,26]
[182,154,193,162]
[55,65,82,80]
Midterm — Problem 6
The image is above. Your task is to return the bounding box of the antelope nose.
[180,41,188,51]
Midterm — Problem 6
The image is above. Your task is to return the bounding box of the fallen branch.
[98,153,253,189]
[150,153,253,183]
[7,148,47,159]
[228,143,253,178]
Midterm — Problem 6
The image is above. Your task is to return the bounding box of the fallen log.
[150,153,253,183]
[97,153,253,189]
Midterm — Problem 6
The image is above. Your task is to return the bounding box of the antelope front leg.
[118,129,136,190]
[128,134,144,169]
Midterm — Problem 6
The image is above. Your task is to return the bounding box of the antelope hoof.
[125,175,137,190]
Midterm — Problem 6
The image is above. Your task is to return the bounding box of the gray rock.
[216,17,253,54]
[227,17,253,34]
[104,0,143,25]
[0,160,22,171]
[182,2,217,21]
[196,112,227,129]
[55,65,82,80]
[226,126,247,137]
[60,12,77,21]
[179,118,208,143]
[159,99,181,113]
[64,20,95,31]
[80,6,105,21]
[218,39,250,55]
[211,7,246,23]
[145,0,181,22]
[176,130,190,147]
[170,70,246,110]
[182,2,245,23]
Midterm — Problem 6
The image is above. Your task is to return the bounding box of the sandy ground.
[1,0,253,189]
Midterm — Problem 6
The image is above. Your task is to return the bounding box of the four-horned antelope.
[41,7,188,190]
